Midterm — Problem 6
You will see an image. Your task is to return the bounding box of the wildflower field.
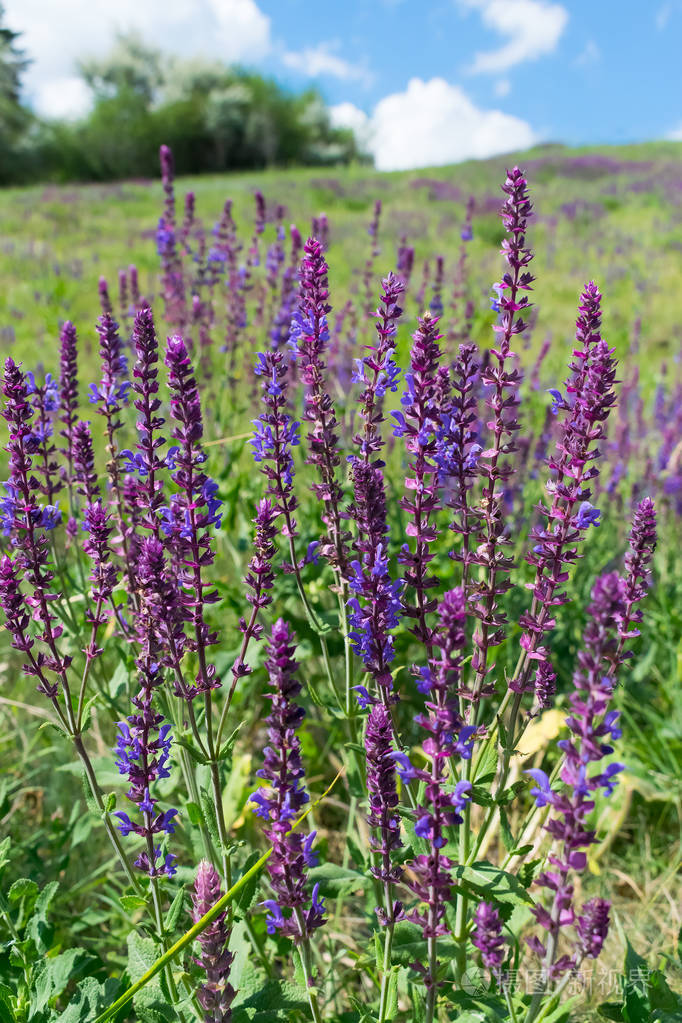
[0,140,681,1023]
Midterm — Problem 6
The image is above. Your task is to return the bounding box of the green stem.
[293,907,324,1023]
[92,770,345,1023]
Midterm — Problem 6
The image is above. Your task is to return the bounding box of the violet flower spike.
[165,335,222,697]
[72,420,100,505]
[252,620,326,946]
[347,459,402,706]
[611,497,656,675]
[291,237,350,577]
[58,320,80,500]
[91,312,136,603]
[113,537,179,879]
[472,900,506,975]
[394,312,443,653]
[352,271,404,468]
[438,341,481,619]
[518,284,618,707]
[366,704,403,921]
[28,370,62,509]
[251,349,301,558]
[229,498,278,690]
[1,358,72,707]
[81,500,118,662]
[128,306,166,539]
[403,589,474,1015]
[469,166,532,704]
[192,860,235,1022]
[526,572,626,985]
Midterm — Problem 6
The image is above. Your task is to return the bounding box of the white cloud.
[494,78,511,96]
[330,101,370,136]
[35,76,92,120]
[460,0,568,74]
[665,122,682,141]
[282,43,371,84]
[334,77,536,172]
[5,0,272,115]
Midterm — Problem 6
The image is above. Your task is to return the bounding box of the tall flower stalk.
[524,572,626,1021]
[469,167,532,709]
[393,312,443,654]
[365,704,403,1022]
[394,589,474,1023]
[252,620,325,1023]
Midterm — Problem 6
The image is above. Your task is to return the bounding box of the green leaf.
[232,979,309,1020]
[622,941,651,1023]
[597,1002,625,1021]
[185,801,203,827]
[108,660,129,701]
[452,861,534,907]
[473,736,499,786]
[499,807,514,852]
[26,882,59,954]
[127,932,167,1009]
[119,895,149,913]
[8,878,38,904]
[199,786,221,850]
[307,862,371,898]
[30,948,95,1014]
[517,858,542,888]
[172,734,208,765]
[165,887,186,933]
[54,978,120,1023]
[0,838,11,879]
[234,852,264,915]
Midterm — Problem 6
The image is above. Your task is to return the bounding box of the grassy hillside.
[1,140,681,379]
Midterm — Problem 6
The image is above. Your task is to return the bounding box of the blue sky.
[6,0,682,170]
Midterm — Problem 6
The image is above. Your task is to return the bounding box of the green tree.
[0,3,31,182]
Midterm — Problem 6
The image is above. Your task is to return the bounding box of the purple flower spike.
[253,619,325,943]
[353,272,404,468]
[528,572,626,979]
[366,704,403,924]
[291,238,350,576]
[469,167,532,704]
[231,498,278,684]
[251,348,301,551]
[98,276,113,317]
[130,306,166,538]
[165,335,221,696]
[1,358,71,704]
[113,536,178,878]
[438,341,481,623]
[613,497,656,674]
[28,371,62,508]
[347,459,402,704]
[192,860,235,1022]
[404,588,474,999]
[82,501,117,656]
[575,898,610,963]
[72,420,100,505]
[58,321,79,492]
[515,283,618,706]
[472,901,506,972]
[396,312,443,652]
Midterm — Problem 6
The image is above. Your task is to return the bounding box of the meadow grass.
[0,140,681,1021]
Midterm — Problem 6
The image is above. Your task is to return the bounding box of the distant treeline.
[0,24,368,185]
